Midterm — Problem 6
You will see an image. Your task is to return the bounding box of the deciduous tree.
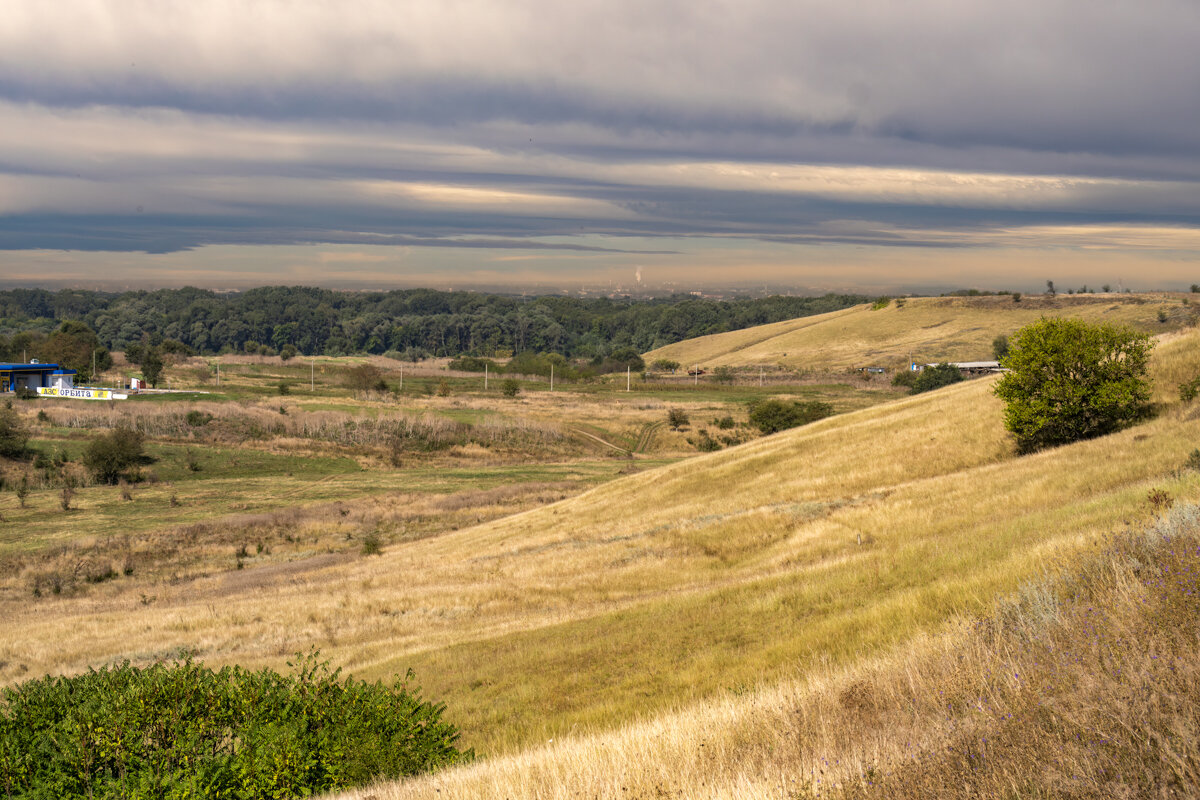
[994,318,1153,453]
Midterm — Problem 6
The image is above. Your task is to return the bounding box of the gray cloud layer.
[2,0,1199,286]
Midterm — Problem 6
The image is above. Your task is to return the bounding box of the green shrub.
[185,409,212,427]
[891,369,918,389]
[501,378,521,397]
[870,296,891,310]
[345,364,388,392]
[82,427,146,484]
[651,358,680,373]
[667,408,690,430]
[447,355,498,372]
[694,430,722,451]
[1180,375,1200,403]
[910,363,964,394]
[714,415,736,430]
[712,366,735,384]
[0,653,471,798]
[748,399,834,434]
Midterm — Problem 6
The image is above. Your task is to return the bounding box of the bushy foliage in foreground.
[0,653,471,799]
[747,399,833,434]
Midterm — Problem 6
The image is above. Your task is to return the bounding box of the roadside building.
[0,362,76,393]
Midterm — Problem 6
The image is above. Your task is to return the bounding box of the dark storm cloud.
[1,0,1199,271]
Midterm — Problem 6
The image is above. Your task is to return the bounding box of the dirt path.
[569,427,631,456]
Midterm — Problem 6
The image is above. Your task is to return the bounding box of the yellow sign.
[37,387,124,400]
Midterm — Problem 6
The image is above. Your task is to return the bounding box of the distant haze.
[2,1,1199,292]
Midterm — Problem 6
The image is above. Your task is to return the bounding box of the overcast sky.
[2,0,1199,292]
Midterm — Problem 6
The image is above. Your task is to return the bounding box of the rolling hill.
[4,321,1199,799]
[644,292,1195,372]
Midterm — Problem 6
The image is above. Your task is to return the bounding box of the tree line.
[0,286,867,362]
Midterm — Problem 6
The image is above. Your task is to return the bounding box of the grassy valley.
[1,302,1199,798]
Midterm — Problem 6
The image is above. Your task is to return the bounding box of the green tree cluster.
[83,427,146,484]
[0,286,868,360]
[994,318,1154,453]
[37,322,112,382]
[748,399,833,434]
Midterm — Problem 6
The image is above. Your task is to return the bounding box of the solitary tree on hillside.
[994,318,1154,453]
[141,347,164,388]
[0,401,29,458]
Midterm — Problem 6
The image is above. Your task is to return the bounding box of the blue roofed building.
[0,362,76,393]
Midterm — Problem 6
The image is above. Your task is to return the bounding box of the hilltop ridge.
[645,292,1195,371]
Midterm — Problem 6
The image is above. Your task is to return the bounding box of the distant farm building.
[0,362,76,393]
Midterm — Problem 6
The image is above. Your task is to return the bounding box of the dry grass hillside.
[4,325,1200,799]
[645,292,1197,371]
[329,327,1200,798]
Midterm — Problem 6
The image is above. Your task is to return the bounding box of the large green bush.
[994,318,1154,453]
[0,653,471,799]
[748,399,833,434]
[82,427,146,484]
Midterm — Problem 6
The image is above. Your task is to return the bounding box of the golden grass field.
[3,317,1199,798]
[645,292,1197,372]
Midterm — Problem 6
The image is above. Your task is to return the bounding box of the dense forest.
[0,287,867,361]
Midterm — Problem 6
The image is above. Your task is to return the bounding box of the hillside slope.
[320,332,1200,799]
[645,293,1194,371]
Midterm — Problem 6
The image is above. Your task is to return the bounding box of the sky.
[2,0,1199,293]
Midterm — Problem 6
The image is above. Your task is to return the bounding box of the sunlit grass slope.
[325,326,1200,799]
[4,327,1199,775]
[645,292,1194,371]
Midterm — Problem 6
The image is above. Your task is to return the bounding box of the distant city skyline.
[2,1,1199,291]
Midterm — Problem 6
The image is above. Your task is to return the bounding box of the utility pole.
[626,365,630,392]
[310,360,314,391]
[399,364,403,391]
[550,363,554,392]
[216,362,220,387]
[759,365,763,387]
[694,365,698,386]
